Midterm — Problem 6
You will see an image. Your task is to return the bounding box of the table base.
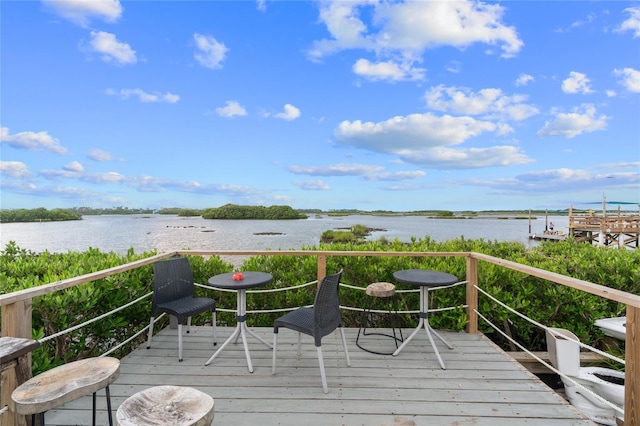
[391,286,453,369]
[392,317,453,369]
[204,289,272,373]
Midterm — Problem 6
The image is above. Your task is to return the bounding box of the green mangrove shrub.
[1,237,638,374]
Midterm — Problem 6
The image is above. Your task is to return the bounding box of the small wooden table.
[116,385,214,426]
[205,272,273,372]
[11,357,120,426]
[391,269,458,369]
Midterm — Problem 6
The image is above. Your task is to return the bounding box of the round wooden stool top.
[366,282,396,298]
[116,385,214,426]
[11,356,120,415]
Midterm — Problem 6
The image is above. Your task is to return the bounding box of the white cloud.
[81,171,126,184]
[0,161,32,178]
[88,149,115,162]
[63,161,84,172]
[537,104,609,139]
[106,88,180,103]
[352,58,425,82]
[364,170,426,181]
[215,101,247,118]
[89,31,137,65]
[446,61,461,74]
[606,90,617,97]
[1,127,67,154]
[614,67,640,92]
[39,169,82,179]
[467,167,640,195]
[616,6,640,38]
[561,71,594,94]
[39,167,126,183]
[293,180,330,190]
[334,113,531,169]
[288,163,384,176]
[403,145,532,169]
[193,33,228,69]
[43,0,122,27]
[515,73,534,86]
[336,113,498,152]
[554,12,597,33]
[424,85,539,121]
[308,0,523,64]
[274,104,301,121]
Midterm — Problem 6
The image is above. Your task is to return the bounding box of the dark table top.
[208,271,273,290]
[393,269,458,287]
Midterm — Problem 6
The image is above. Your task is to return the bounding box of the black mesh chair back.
[312,270,343,346]
[147,257,217,361]
[272,270,350,393]
[151,257,196,318]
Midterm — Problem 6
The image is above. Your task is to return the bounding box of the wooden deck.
[44,326,594,425]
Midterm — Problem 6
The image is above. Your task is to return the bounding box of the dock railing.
[1,249,639,426]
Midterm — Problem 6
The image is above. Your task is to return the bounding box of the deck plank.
[43,327,594,425]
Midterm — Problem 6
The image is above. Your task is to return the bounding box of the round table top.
[208,271,273,290]
[116,385,214,426]
[393,269,458,287]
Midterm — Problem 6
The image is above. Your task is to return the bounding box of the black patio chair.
[271,270,351,393]
[147,256,217,361]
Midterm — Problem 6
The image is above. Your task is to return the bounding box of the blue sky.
[1,0,639,212]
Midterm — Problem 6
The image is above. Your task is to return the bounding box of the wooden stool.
[116,385,214,426]
[1,337,41,426]
[356,282,404,355]
[11,356,120,426]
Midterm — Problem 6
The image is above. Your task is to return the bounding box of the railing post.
[466,255,478,334]
[625,304,639,426]
[317,255,326,286]
[1,299,33,426]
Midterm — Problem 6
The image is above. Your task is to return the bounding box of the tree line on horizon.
[1,205,583,223]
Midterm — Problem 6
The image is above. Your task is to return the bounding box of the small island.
[201,204,307,220]
[0,208,82,223]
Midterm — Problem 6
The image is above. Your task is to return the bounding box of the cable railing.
[1,249,638,426]
[475,285,626,417]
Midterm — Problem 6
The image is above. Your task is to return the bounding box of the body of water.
[0,214,569,255]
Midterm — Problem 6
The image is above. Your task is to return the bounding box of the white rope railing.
[39,292,153,344]
[101,312,166,357]
[475,284,625,365]
[0,406,8,416]
[339,280,467,314]
[198,280,318,314]
[476,309,624,415]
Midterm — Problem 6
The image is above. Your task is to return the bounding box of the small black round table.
[391,269,458,369]
[204,272,273,373]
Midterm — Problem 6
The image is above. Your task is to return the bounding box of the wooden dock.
[43,326,594,425]
[570,213,640,249]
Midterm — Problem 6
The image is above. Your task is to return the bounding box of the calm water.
[0,214,568,255]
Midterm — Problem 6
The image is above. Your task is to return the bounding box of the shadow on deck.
[45,326,594,425]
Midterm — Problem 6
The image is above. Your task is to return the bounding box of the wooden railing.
[1,250,639,426]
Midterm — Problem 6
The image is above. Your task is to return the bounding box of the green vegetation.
[202,204,307,220]
[2,237,637,375]
[158,208,206,216]
[320,224,375,243]
[0,208,82,223]
[0,207,160,223]
[69,206,154,215]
